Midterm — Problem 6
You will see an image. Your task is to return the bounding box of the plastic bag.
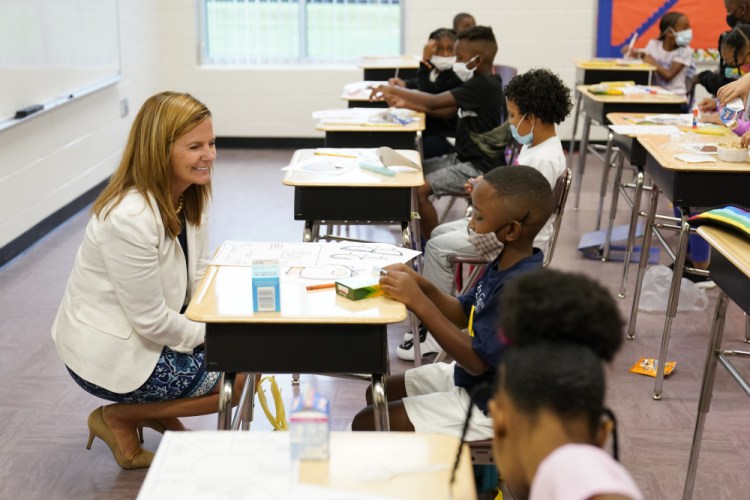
[638,265,709,312]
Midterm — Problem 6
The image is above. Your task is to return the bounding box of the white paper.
[281,157,357,175]
[681,143,718,155]
[674,153,717,163]
[609,125,680,136]
[210,241,422,283]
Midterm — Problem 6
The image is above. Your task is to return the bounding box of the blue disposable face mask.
[510,114,534,145]
[672,28,692,47]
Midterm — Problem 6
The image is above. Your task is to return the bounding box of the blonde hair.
[92,91,212,238]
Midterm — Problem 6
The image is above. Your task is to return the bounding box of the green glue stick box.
[335,275,384,301]
[252,259,280,312]
[290,386,330,461]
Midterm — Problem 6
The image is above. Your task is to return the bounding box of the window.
[201,0,402,65]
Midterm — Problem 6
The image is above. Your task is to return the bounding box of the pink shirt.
[529,444,643,500]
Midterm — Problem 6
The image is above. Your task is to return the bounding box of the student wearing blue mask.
[628,11,695,98]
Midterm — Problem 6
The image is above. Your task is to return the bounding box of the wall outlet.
[120,98,129,118]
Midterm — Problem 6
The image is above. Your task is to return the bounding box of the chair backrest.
[493,65,518,90]
[543,168,572,268]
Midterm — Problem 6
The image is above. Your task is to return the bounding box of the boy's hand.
[370,85,391,101]
[379,268,425,309]
[697,97,718,113]
[388,77,406,88]
[741,130,750,147]
[422,39,437,61]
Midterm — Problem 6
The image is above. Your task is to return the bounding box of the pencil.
[306,283,336,291]
[313,151,358,158]
[394,67,399,80]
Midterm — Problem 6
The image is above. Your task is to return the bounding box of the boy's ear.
[504,218,524,242]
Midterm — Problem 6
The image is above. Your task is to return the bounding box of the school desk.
[185,257,408,431]
[601,113,733,299]
[341,81,389,109]
[572,84,686,210]
[316,111,425,150]
[626,135,750,400]
[360,55,419,81]
[138,431,477,500]
[566,58,655,179]
[282,149,423,248]
[682,226,750,500]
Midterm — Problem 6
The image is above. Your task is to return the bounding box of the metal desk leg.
[573,114,592,209]
[595,132,616,230]
[618,170,644,298]
[682,291,729,500]
[371,373,390,431]
[745,313,750,343]
[566,88,582,170]
[627,185,659,340]
[653,212,691,400]
[237,373,257,430]
[217,372,236,430]
[602,151,625,261]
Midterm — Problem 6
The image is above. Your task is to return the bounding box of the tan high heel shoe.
[136,419,168,443]
[86,407,154,470]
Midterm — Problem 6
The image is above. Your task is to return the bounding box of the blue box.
[252,260,280,312]
[290,389,330,461]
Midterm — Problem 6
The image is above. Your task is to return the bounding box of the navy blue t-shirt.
[454,249,544,412]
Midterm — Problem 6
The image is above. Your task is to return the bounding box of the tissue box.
[290,390,330,461]
[335,275,384,301]
[252,260,280,312]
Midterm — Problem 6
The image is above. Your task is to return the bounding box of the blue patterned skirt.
[67,346,221,403]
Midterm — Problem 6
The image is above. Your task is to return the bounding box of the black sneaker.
[397,325,440,361]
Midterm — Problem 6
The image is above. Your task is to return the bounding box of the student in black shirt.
[390,28,462,159]
[371,26,505,239]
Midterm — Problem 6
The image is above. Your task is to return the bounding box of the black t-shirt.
[698,31,731,96]
[450,73,505,172]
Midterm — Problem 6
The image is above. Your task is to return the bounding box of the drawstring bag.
[638,265,708,312]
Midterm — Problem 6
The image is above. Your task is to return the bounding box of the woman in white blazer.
[52,92,245,469]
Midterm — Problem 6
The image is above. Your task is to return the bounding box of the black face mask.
[727,13,739,28]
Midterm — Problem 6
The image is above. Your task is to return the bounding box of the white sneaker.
[396,329,441,361]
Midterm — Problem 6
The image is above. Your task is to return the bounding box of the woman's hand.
[717,74,750,106]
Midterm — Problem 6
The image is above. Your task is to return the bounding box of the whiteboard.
[0,0,121,123]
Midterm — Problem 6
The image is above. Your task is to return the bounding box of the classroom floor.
[1,147,749,499]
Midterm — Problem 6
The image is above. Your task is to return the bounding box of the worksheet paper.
[210,241,421,283]
[609,125,680,136]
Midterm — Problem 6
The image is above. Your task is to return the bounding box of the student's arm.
[371,85,458,116]
[642,55,686,82]
[379,267,489,374]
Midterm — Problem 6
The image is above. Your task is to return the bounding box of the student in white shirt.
[628,11,695,98]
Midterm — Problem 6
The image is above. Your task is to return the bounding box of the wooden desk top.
[638,135,750,172]
[575,58,655,71]
[359,55,420,69]
[186,265,407,324]
[316,111,426,132]
[696,226,750,279]
[578,84,686,105]
[139,431,477,500]
[282,149,424,188]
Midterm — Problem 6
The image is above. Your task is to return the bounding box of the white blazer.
[51,189,210,393]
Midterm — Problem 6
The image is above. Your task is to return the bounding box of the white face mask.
[467,227,505,262]
[453,56,479,82]
[431,55,456,71]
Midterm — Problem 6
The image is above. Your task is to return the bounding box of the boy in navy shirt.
[371,26,505,239]
[352,166,553,440]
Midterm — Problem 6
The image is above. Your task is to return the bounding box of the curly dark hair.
[499,269,624,362]
[504,68,573,125]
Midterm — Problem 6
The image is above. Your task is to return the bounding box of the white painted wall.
[0,0,613,250]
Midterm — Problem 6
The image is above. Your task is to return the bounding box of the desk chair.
[493,65,518,89]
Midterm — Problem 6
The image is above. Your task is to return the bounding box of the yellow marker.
[468,305,476,337]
